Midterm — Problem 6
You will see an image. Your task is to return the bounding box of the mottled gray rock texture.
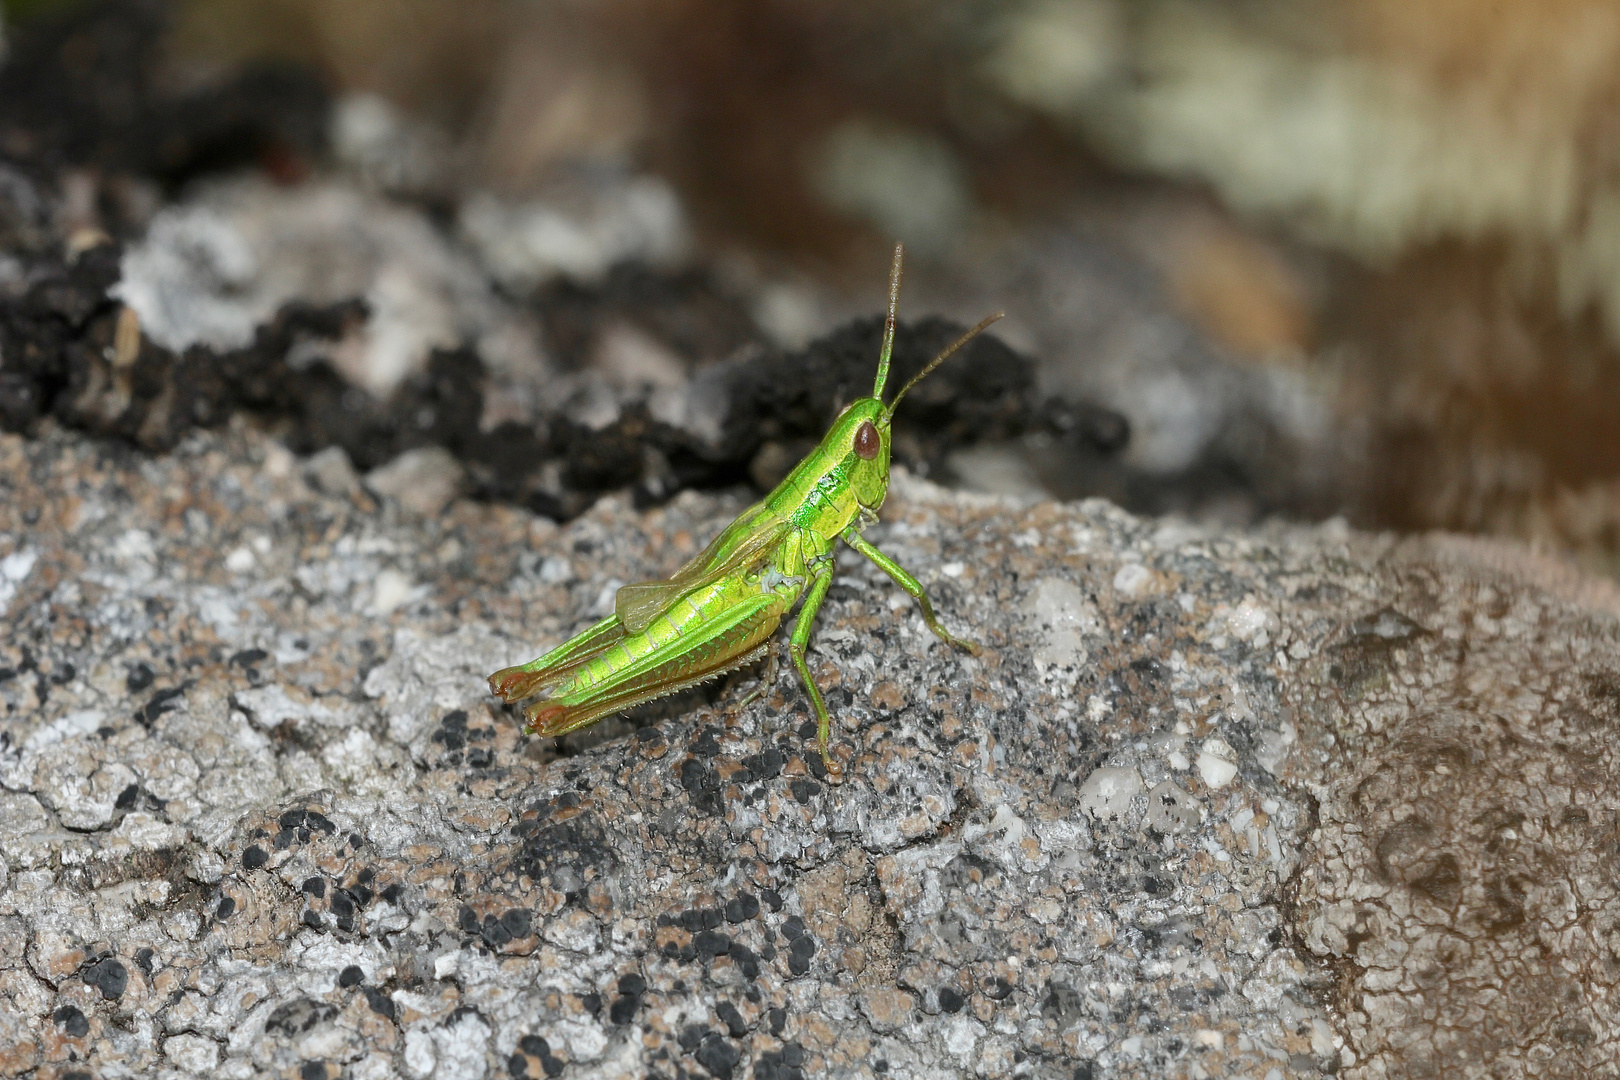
[2,424,1618,1079]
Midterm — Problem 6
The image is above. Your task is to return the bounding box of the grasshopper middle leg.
[788,565,840,779]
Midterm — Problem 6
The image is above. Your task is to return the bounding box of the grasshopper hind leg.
[525,593,785,739]
[490,614,628,702]
[526,643,770,737]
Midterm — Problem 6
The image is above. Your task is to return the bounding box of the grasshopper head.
[827,396,892,511]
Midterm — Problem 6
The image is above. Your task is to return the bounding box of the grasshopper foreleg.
[842,526,978,654]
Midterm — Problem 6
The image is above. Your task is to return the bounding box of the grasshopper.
[489,244,1000,780]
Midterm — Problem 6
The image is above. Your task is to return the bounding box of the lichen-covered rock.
[1,423,1617,1078]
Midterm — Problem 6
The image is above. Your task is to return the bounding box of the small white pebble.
[403,1030,436,1079]
[1078,766,1142,821]
[1,549,36,582]
[371,569,414,615]
[1198,738,1238,789]
[224,547,255,573]
[1112,562,1154,597]
[1198,754,1238,789]
[164,1033,219,1072]
[262,441,295,478]
[1311,1018,1335,1057]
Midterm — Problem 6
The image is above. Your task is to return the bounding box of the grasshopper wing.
[614,503,790,633]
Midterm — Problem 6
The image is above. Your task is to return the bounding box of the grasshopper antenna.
[872,242,904,400]
[885,311,1004,417]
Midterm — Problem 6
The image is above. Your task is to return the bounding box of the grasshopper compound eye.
[853,420,881,460]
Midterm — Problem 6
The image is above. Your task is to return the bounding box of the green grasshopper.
[489,244,1000,779]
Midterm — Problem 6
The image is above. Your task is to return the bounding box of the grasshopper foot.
[821,751,846,784]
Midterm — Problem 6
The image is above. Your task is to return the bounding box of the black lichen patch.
[458,904,536,950]
[137,684,188,725]
[81,956,128,1000]
[264,998,337,1038]
[52,1004,89,1037]
[125,662,156,694]
[754,1042,806,1080]
[363,987,395,1021]
[739,748,784,783]
[786,933,816,976]
[679,907,723,933]
[693,928,731,958]
[510,1033,565,1078]
[679,756,725,815]
[724,893,760,923]
[692,1030,742,1079]
[609,972,647,1024]
[714,1000,748,1038]
[507,806,616,886]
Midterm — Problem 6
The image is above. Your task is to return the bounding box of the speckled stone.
[1,422,1617,1079]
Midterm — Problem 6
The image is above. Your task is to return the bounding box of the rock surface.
[2,422,1619,1079]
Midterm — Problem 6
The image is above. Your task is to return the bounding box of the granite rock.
[1,423,1617,1078]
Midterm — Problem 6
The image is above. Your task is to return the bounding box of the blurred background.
[4,0,1620,577]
